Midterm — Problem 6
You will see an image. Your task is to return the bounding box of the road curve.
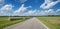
[4,17,49,29]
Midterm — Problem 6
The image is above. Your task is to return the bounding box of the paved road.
[4,17,49,29]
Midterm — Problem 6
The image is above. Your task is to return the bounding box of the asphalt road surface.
[4,17,49,29]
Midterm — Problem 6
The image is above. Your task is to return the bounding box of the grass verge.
[37,17,60,29]
[0,17,30,29]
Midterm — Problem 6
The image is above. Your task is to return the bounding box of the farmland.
[0,16,60,29]
[0,16,30,29]
[37,17,60,29]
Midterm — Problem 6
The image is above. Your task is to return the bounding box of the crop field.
[37,17,60,29]
[0,16,30,29]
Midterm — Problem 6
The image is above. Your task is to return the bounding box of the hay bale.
[8,17,20,21]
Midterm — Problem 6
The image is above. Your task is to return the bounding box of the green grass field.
[37,17,60,29]
[0,16,30,29]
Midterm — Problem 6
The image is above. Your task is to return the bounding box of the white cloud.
[55,9,60,15]
[58,0,60,2]
[15,0,27,3]
[22,9,56,16]
[40,0,59,9]
[41,9,60,15]
[0,4,14,16]
[0,5,59,16]
[23,10,37,16]
[0,0,4,6]
[0,0,2,2]
[0,4,60,16]
[28,6,32,8]
[1,4,14,10]
[0,0,5,8]
[40,9,55,15]
[56,9,60,12]
[13,4,31,16]
[14,4,27,14]
[20,0,27,3]
[0,0,3,3]
[0,0,4,5]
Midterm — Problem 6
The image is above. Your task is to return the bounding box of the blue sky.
[0,0,60,16]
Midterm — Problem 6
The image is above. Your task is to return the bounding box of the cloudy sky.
[0,0,60,16]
